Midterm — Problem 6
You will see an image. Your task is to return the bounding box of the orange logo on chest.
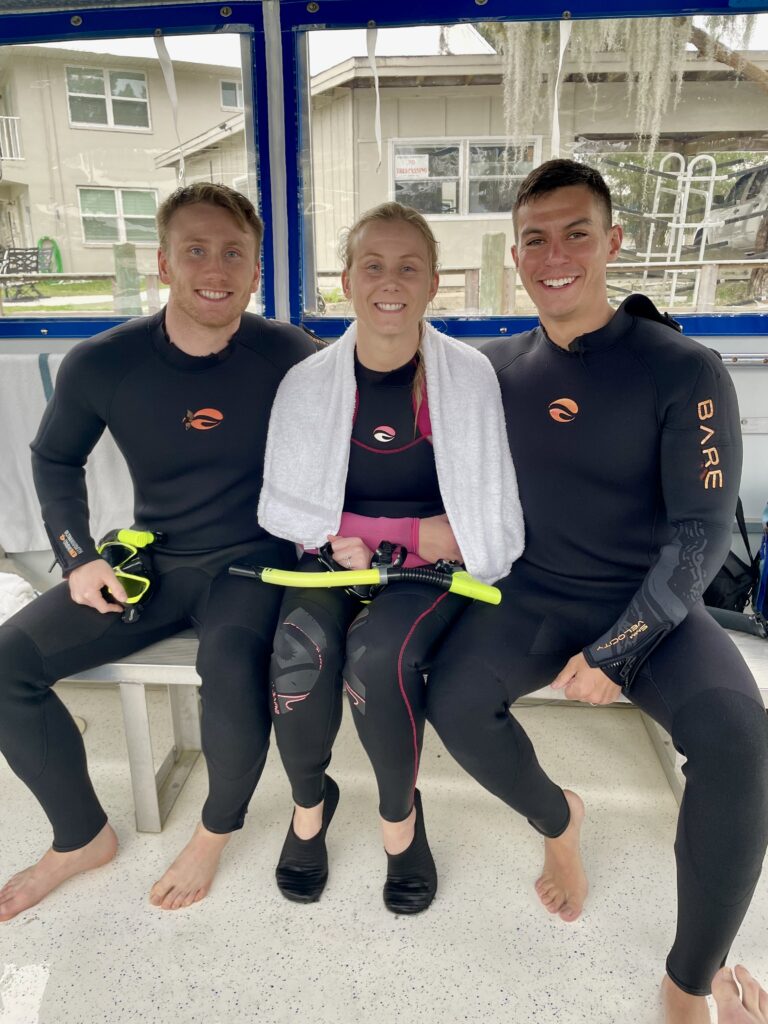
[548,397,579,423]
[183,408,223,431]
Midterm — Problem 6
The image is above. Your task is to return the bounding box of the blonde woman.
[258,202,523,912]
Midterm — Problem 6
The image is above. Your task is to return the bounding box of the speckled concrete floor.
[1,687,766,1024]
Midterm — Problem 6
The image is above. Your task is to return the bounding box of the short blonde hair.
[340,201,439,276]
[157,182,263,252]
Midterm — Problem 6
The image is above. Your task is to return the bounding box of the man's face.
[158,202,261,334]
[512,185,622,330]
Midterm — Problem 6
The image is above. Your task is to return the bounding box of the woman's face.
[342,220,439,344]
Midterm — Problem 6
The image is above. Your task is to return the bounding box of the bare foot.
[712,966,768,1024]
[0,823,118,922]
[661,974,712,1024]
[534,789,587,923]
[381,807,416,855]
[293,800,323,840]
[149,823,230,910]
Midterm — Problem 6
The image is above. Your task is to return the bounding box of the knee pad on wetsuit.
[0,625,51,773]
[0,624,48,694]
[270,606,328,716]
[672,687,768,902]
[197,623,275,778]
[343,607,414,717]
[342,607,370,715]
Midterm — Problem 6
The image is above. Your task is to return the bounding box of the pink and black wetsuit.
[269,355,466,821]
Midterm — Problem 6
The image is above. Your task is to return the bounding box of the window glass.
[68,94,108,125]
[79,188,116,215]
[394,144,460,214]
[221,79,243,109]
[66,67,108,124]
[110,71,147,101]
[109,71,149,127]
[0,32,256,320]
[468,143,534,212]
[747,169,768,200]
[66,66,105,95]
[67,66,149,128]
[302,17,768,317]
[80,188,119,242]
[80,187,156,245]
[725,174,753,205]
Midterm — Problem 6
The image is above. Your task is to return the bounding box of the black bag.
[704,498,759,612]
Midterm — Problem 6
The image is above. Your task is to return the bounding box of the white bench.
[59,623,768,832]
[62,630,201,833]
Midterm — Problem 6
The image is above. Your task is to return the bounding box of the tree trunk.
[679,19,768,96]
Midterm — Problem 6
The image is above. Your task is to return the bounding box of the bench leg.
[118,683,201,833]
[168,684,201,750]
[118,682,163,832]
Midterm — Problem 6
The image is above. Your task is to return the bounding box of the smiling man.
[0,183,318,921]
[426,160,768,1024]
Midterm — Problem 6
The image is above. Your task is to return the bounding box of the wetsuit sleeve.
[30,349,108,573]
[583,353,742,687]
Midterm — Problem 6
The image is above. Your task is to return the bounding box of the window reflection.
[0,34,252,319]
[303,18,768,317]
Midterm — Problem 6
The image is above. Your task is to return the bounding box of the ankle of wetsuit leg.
[527,789,570,839]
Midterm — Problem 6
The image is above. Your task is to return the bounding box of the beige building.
[308,49,768,276]
[1,40,766,283]
[0,44,248,275]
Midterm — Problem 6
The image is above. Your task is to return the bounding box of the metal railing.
[0,116,23,160]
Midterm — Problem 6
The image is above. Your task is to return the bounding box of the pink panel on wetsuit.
[337,511,429,567]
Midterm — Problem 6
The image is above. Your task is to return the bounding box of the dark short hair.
[513,159,613,230]
[156,182,263,252]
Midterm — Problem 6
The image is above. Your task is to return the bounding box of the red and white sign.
[395,154,430,179]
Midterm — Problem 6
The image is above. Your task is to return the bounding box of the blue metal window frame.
[0,0,766,340]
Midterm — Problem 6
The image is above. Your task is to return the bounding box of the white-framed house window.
[392,139,540,216]
[78,187,158,244]
[66,66,150,130]
[220,79,244,110]
[393,144,461,214]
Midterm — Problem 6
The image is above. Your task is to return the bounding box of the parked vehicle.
[695,164,768,255]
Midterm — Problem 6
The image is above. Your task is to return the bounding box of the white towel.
[259,321,524,585]
[0,353,133,553]
[0,571,37,624]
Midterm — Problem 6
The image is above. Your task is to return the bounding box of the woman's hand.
[68,558,127,613]
[327,534,373,571]
[417,514,462,564]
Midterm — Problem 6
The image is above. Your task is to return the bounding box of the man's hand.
[417,514,462,564]
[68,558,127,614]
[551,652,622,705]
[327,534,373,571]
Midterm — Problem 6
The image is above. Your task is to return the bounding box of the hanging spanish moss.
[500,22,556,153]
[485,15,757,167]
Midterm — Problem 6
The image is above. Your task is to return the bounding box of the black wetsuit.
[0,311,317,850]
[270,357,465,821]
[426,295,768,995]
